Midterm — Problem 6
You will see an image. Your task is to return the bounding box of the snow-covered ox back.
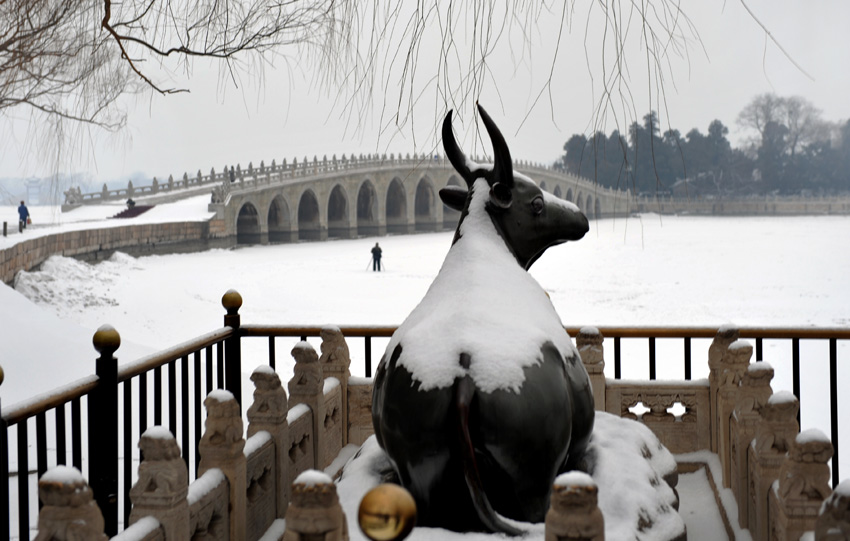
[371,104,594,535]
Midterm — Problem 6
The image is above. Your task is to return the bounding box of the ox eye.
[531,196,544,215]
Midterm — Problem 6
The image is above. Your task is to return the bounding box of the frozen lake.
[3,211,849,539]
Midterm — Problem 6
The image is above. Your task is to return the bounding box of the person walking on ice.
[18,201,29,232]
[371,242,383,272]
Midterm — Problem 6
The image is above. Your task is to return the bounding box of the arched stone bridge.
[207,154,634,244]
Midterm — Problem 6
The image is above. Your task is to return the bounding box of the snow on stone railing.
[64,152,605,206]
[29,323,848,540]
[575,325,844,541]
[31,327,358,540]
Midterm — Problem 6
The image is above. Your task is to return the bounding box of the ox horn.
[477,104,513,189]
[442,110,475,186]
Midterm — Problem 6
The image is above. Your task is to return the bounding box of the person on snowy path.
[371,242,383,271]
[18,201,29,232]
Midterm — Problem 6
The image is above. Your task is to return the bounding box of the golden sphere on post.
[92,324,121,355]
[221,289,243,314]
[358,484,417,541]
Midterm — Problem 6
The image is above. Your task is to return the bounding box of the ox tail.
[454,371,523,536]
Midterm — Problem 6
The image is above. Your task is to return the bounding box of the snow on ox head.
[371,104,595,535]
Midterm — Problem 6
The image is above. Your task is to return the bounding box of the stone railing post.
[748,390,799,539]
[221,289,243,410]
[198,390,246,541]
[815,479,850,539]
[283,470,348,540]
[319,326,351,445]
[730,361,774,529]
[247,365,290,518]
[716,339,752,488]
[545,471,604,541]
[128,426,189,540]
[770,429,834,540]
[88,324,120,535]
[708,325,739,454]
[576,327,605,411]
[288,341,325,466]
[35,466,108,541]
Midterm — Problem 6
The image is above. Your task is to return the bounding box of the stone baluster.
[247,365,290,517]
[198,389,246,541]
[770,429,834,540]
[730,361,774,529]
[34,466,108,541]
[545,471,604,541]
[815,479,850,540]
[128,426,189,540]
[576,327,605,411]
[715,339,752,488]
[283,470,349,540]
[319,326,351,445]
[748,390,799,539]
[288,341,325,465]
[708,325,739,453]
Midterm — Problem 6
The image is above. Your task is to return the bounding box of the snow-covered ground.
[2,201,849,539]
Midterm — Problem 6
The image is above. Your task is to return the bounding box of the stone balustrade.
[30,325,850,540]
[62,153,600,207]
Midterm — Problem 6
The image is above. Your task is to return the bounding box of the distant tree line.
[556,94,850,197]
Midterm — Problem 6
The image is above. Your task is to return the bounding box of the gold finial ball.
[221,289,243,313]
[358,484,417,541]
[92,325,121,354]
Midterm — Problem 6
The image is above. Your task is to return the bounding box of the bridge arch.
[539,180,547,191]
[297,189,321,240]
[566,188,573,202]
[236,201,261,244]
[267,194,292,243]
[553,185,562,198]
[386,178,408,234]
[595,198,602,219]
[327,184,350,238]
[586,195,593,217]
[414,176,437,231]
[356,179,380,236]
[442,175,463,229]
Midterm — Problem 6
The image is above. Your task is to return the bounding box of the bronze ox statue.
[371,104,594,535]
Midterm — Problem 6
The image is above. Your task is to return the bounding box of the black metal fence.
[1,298,847,539]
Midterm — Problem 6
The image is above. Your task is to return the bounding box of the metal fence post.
[222,289,243,411]
[0,364,8,538]
[88,325,120,535]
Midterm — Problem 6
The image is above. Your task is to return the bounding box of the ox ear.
[489,182,512,209]
[442,110,475,186]
[477,104,514,189]
[439,185,469,211]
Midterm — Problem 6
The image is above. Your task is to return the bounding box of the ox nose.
[562,208,589,241]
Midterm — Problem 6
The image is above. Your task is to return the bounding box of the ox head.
[441,104,590,269]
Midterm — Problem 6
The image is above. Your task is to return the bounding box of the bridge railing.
[2,293,846,539]
[64,153,612,206]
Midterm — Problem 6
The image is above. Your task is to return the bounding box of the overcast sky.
[1,0,848,184]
